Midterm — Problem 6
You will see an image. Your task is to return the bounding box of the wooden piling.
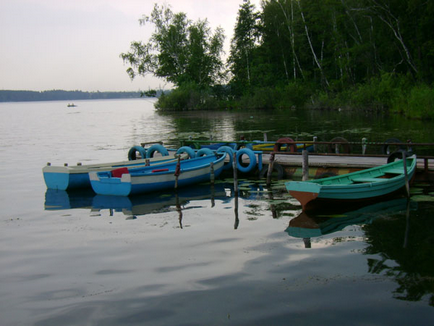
[403,154,410,198]
[362,138,367,155]
[313,136,317,152]
[302,150,309,181]
[210,162,215,184]
[266,153,275,187]
[232,152,238,193]
[234,194,239,230]
[174,156,181,189]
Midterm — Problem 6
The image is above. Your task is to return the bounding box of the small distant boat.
[67,103,77,107]
[285,155,417,211]
[43,154,183,190]
[89,153,225,196]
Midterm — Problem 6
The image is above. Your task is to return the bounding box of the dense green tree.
[228,0,260,95]
[121,4,225,89]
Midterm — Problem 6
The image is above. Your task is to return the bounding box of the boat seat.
[152,168,169,173]
[111,167,129,178]
[385,168,404,174]
[352,177,389,183]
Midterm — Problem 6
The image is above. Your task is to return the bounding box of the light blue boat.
[89,153,226,196]
[285,155,417,211]
[43,154,182,190]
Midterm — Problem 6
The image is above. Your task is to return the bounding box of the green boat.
[285,155,417,211]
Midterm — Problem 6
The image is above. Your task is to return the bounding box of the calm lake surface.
[1,98,433,325]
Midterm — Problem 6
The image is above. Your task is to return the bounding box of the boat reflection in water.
[286,198,416,248]
[44,188,96,210]
[45,183,230,221]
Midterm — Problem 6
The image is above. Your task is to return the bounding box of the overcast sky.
[0,0,261,92]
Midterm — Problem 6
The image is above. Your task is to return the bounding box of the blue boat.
[285,155,417,211]
[43,153,182,190]
[89,153,226,196]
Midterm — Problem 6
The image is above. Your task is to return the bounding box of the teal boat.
[285,155,417,211]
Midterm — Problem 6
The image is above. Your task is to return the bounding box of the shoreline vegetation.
[120,0,434,120]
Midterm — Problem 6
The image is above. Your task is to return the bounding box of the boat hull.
[89,154,225,196]
[43,154,181,190]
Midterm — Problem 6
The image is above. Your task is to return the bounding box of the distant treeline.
[0,90,162,102]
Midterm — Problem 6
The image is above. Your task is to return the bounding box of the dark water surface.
[1,99,433,325]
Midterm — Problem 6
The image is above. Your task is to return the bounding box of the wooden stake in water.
[174,156,181,189]
[302,150,309,181]
[313,136,317,153]
[403,154,410,198]
[210,162,215,184]
[266,153,275,187]
[232,152,238,193]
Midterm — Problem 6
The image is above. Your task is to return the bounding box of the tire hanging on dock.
[196,148,214,157]
[273,138,296,152]
[236,148,257,173]
[327,137,351,154]
[387,149,411,163]
[382,138,405,155]
[217,146,235,170]
[176,146,196,159]
[128,146,147,161]
[146,144,169,158]
[259,163,284,180]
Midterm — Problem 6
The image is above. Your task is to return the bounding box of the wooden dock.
[258,152,434,181]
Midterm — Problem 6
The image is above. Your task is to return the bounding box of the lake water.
[1,99,433,325]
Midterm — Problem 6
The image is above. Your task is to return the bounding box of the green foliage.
[155,82,225,111]
[142,89,157,97]
[392,84,434,119]
[312,73,416,112]
[121,4,225,89]
[121,0,434,117]
[228,0,260,93]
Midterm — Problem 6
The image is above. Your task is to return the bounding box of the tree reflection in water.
[363,200,434,307]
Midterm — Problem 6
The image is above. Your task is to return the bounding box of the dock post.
[403,154,410,198]
[362,138,367,155]
[302,150,309,181]
[266,153,275,187]
[174,156,181,189]
[210,162,215,184]
[232,152,238,193]
[264,133,268,141]
[313,136,317,152]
